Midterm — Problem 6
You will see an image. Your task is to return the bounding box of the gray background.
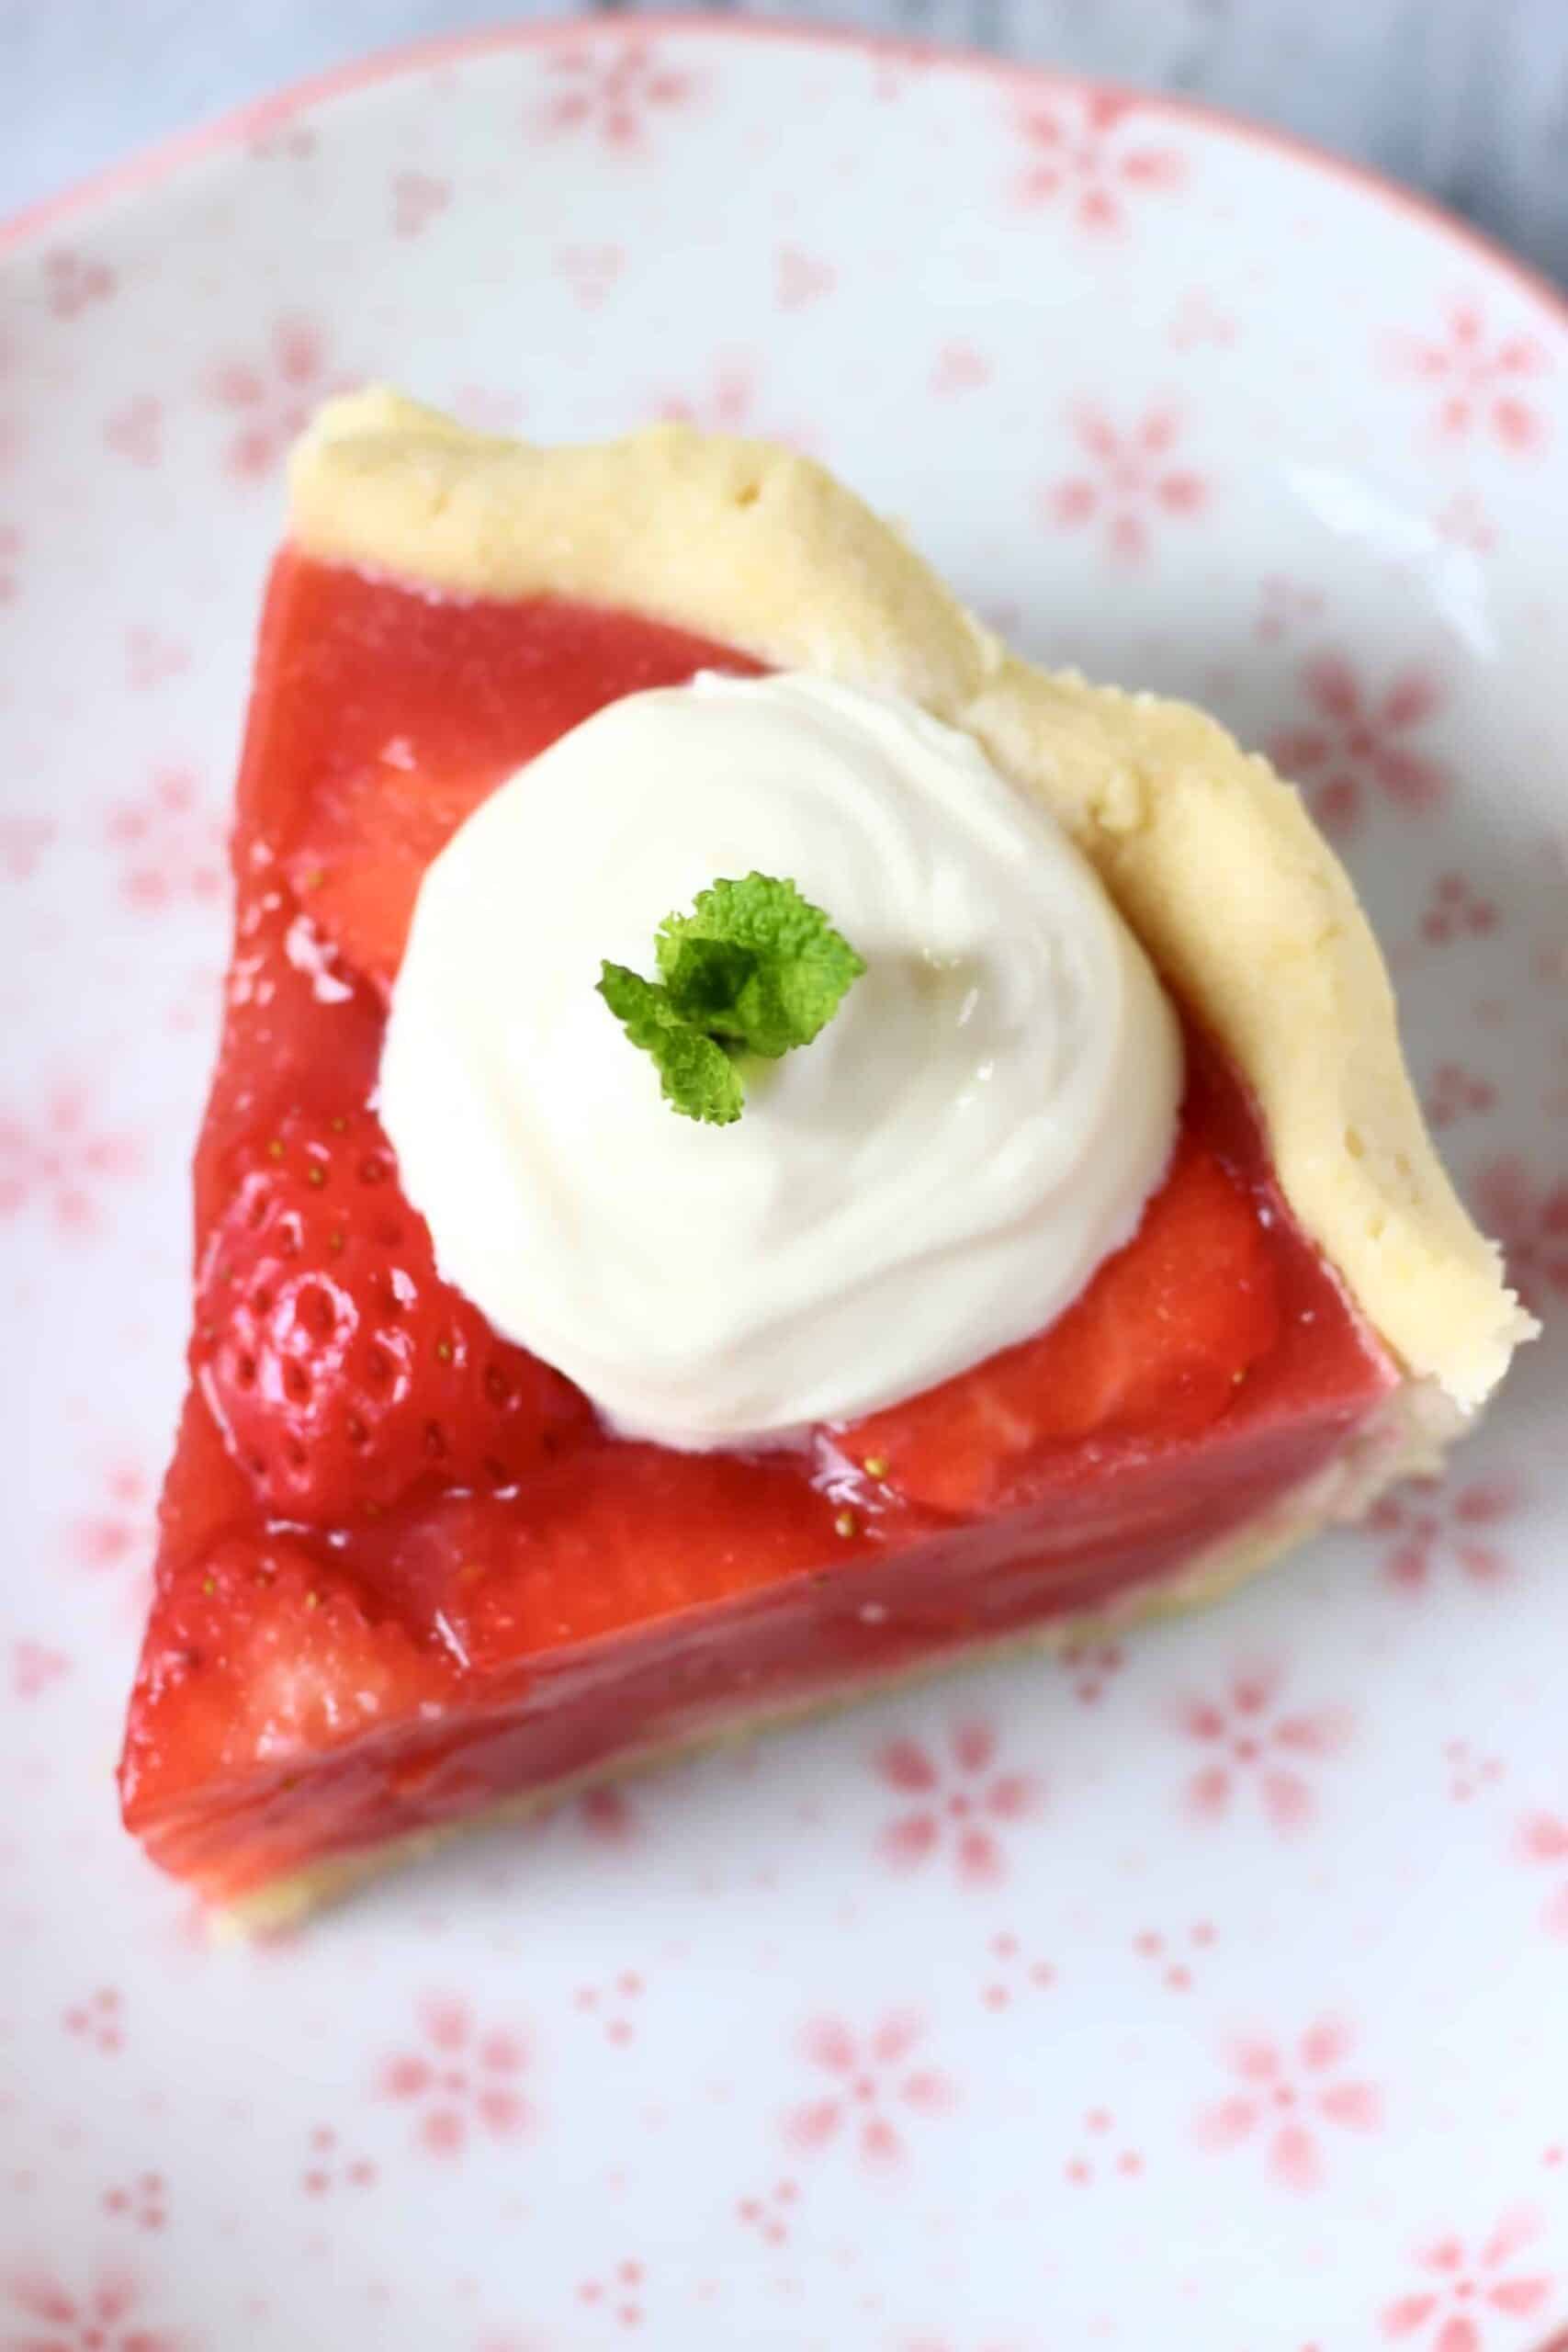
[3,0,1567,287]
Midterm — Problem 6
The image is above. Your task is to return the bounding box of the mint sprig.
[598,872,865,1125]
[595,963,747,1127]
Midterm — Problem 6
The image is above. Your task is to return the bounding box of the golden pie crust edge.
[288,388,1532,1412]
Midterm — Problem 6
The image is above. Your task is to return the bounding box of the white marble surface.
[3,0,1566,285]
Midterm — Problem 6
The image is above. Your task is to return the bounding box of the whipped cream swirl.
[379,671,1182,1450]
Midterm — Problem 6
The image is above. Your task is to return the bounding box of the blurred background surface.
[3,0,1566,285]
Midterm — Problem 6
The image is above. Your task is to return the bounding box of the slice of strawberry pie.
[118,390,1531,1927]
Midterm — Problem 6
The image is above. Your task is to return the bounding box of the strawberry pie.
[118,390,1531,1926]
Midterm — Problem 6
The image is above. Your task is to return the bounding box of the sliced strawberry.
[287,757,503,1000]
[840,1137,1282,1515]
[259,558,763,991]
[119,1535,455,1826]
[355,1442,880,1668]
[194,1102,593,1524]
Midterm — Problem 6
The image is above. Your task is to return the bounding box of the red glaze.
[194,1099,592,1523]
[119,554,1394,1903]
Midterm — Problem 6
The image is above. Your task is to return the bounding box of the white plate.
[4,23,1568,2349]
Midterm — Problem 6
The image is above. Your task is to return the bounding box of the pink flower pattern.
[873,1721,1040,1885]
[1390,301,1549,452]
[554,245,624,310]
[0,1090,140,1233]
[1254,573,1326,645]
[63,1988,124,2055]
[1178,1664,1353,1834]
[655,357,811,451]
[1381,2211,1551,2349]
[572,1971,643,2048]
[43,250,116,319]
[100,2176,168,2235]
[1366,1477,1518,1591]
[930,341,991,398]
[1058,1639,1124,1704]
[1268,654,1448,835]
[124,628,191,692]
[391,171,451,239]
[1517,1814,1568,1939]
[1010,92,1184,231]
[1043,404,1206,561]
[2,2263,186,2352]
[1197,2018,1382,2189]
[299,2126,377,2199]
[1062,2105,1145,2187]
[540,40,694,153]
[11,1641,69,1701]
[1472,1157,1568,1313]
[1420,870,1499,944]
[1168,288,1237,350]
[67,1464,151,1575]
[105,770,224,911]
[0,817,51,883]
[575,2259,649,2330]
[1443,1738,1504,1803]
[784,2012,954,2167]
[1426,1062,1498,1130]
[1132,1920,1217,1995]
[657,359,758,434]
[774,246,835,311]
[979,1929,1057,2012]
[244,98,317,163]
[735,2179,798,2248]
[206,317,341,482]
[103,397,163,469]
[378,1996,531,2157]
[1435,490,1498,553]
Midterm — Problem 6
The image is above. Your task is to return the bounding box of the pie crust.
[291,388,1532,1416]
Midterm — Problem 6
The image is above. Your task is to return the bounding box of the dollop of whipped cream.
[379,672,1182,1450]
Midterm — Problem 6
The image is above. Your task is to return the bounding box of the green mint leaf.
[656,933,760,1040]
[656,874,866,1059]
[596,963,745,1126]
[601,873,863,1123]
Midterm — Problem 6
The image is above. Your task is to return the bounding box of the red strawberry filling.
[194,1101,592,1522]
[119,553,1395,1906]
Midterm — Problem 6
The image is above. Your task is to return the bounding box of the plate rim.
[3,7,1565,342]
[5,16,1568,2334]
